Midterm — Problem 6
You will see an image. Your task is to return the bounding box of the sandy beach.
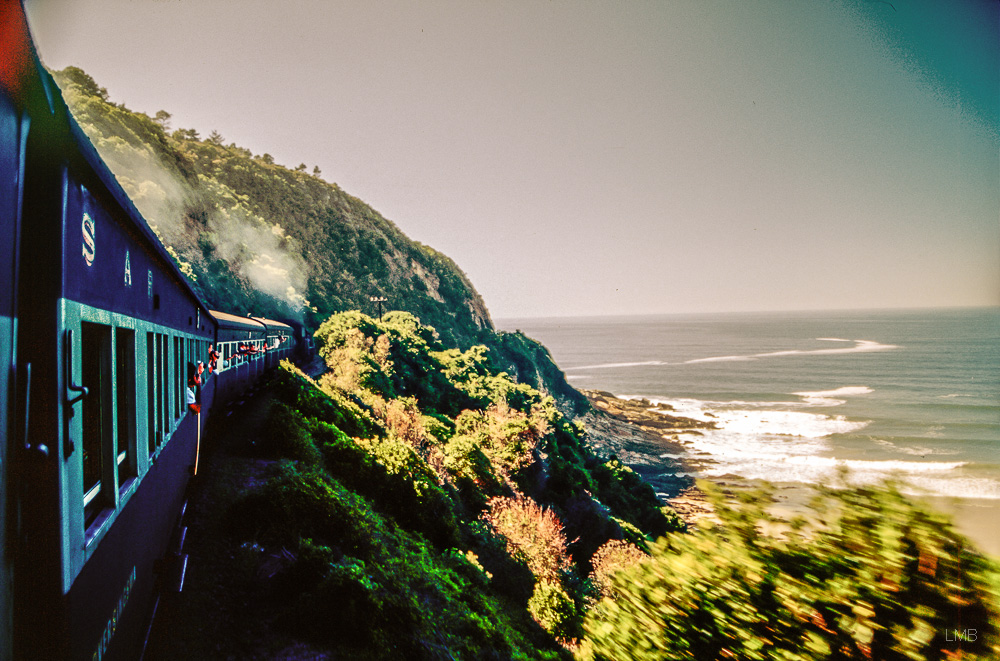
[919,496,1000,558]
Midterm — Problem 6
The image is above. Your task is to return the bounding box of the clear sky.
[25,0,999,319]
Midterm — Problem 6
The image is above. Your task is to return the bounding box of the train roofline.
[249,316,293,332]
[209,309,268,332]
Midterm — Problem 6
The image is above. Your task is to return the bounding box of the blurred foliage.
[529,580,580,640]
[589,539,646,599]
[577,481,1000,661]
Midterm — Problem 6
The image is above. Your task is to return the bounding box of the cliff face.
[52,66,492,348]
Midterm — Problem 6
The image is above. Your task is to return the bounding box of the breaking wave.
[636,390,996,499]
[684,339,898,364]
[566,360,666,370]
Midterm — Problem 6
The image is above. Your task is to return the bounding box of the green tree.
[172,127,200,141]
[56,66,108,100]
[153,109,171,129]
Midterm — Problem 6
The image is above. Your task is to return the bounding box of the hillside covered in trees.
[53,66,489,345]
[53,65,585,410]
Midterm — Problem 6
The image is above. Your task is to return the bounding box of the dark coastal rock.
[577,389,722,529]
[581,389,716,432]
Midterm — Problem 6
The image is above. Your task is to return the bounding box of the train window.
[147,332,156,455]
[174,336,182,420]
[81,322,112,526]
[115,328,136,488]
[160,333,169,437]
[154,333,166,445]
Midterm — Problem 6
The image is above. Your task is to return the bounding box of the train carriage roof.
[250,316,293,333]
[210,310,268,333]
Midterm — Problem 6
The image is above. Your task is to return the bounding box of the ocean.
[497,307,1000,504]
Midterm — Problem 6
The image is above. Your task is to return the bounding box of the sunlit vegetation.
[224,311,1000,657]
[51,65,999,660]
[220,312,681,656]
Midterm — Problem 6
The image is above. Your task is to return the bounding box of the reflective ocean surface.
[498,307,1000,500]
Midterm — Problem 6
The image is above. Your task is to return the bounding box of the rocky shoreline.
[579,389,720,528]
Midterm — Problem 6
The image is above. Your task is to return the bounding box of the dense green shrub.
[454,405,542,476]
[282,552,385,646]
[435,345,544,414]
[442,432,502,511]
[489,330,589,415]
[225,462,379,554]
[315,311,474,416]
[272,362,380,438]
[529,581,579,640]
[590,457,681,537]
[309,420,462,549]
[257,400,322,465]
[362,436,461,541]
[422,412,454,443]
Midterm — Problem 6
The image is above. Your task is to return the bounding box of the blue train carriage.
[0,2,36,657]
[252,316,294,370]
[284,319,316,364]
[209,310,268,406]
[5,6,219,658]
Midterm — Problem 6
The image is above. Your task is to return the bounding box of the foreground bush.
[578,482,1000,660]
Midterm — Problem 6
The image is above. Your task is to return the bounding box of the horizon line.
[493,303,1000,323]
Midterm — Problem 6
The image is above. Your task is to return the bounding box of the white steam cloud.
[87,131,311,312]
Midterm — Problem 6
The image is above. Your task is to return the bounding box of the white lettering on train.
[91,566,136,661]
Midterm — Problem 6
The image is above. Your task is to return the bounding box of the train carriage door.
[0,72,29,660]
[146,332,156,455]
